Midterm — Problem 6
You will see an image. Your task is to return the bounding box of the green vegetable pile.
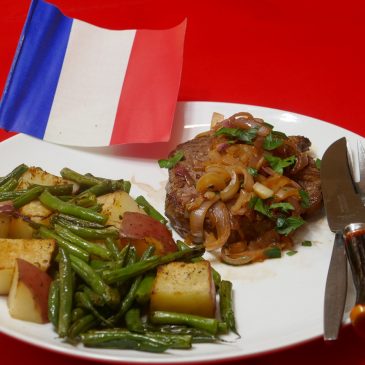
[0,164,238,353]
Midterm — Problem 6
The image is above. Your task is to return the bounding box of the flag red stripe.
[110,20,186,145]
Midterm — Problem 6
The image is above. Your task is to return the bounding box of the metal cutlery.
[321,137,365,340]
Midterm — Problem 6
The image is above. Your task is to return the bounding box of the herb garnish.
[301,240,312,247]
[263,132,284,150]
[214,127,258,144]
[269,202,295,213]
[265,154,296,175]
[247,167,258,176]
[158,151,184,169]
[264,247,282,259]
[275,216,305,235]
[286,250,298,256]
[299,189,310,209]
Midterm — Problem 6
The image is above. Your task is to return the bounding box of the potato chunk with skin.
[97,191,145,229]
[150,261,216,318]
[17,166,74,190]
[8,258,52,323]
[0,238,55,294]
[8,200,53,239]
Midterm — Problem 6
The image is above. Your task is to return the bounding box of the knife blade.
[321,137,365,339]
[323,233,347,341]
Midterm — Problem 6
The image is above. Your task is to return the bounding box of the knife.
[321,137,365,340]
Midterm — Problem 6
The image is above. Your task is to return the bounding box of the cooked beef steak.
[165,132,322,241]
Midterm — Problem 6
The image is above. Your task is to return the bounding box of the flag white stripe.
[44,20,136,146]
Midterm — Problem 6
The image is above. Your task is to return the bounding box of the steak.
[165,132,322,241]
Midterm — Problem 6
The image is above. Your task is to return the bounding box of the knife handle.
[344,223,365,338]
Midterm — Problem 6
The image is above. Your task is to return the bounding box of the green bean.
[74,291,113,326]
[13,186,44,208]
[149,311,219,335]
[51,213,105,229]
[125,245,137,266]
[135,271,156,305]
[54,224,111,260]
[157,325,217,343]
[48,278,60,328]
[69,254,120,306]
[30,183,74,196]
[105,237,122,261]
[78,285,106,307]
[80,330,169,353]
[102,245,205,285]
[73,180,113,200]
[219,280,238,334]
[68,314,98,339]
[125,308,145,333]
[177,240,221,288]
[71,307,86,323]
[71,193,97,208]
[0,190,24,201]
[60,168,101,186]
[143,332,192,349]
[54,217,119,240]
[39,190,107,224]
[0,164,28,188]
[135,195,167,224]
[0,178,18,193]
[39,226,89,262]
[84,173,131,193]
[58,248,74,337]
[108,246,155,324]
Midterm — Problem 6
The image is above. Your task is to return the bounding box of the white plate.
[0,101,362,363]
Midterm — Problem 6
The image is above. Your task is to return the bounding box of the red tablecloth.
[1,0,365,364]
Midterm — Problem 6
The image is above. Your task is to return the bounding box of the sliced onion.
[257,124,271,137]
[263,175,291,192]
[220,170,240,201]
[230,189,252,214]
[221,244,265,265]
[205,165,231,180]
[240,167,254,192]
[275,186,300,201]
[253,182,274,199]
[196,172,228,193]
[189,196,219,243]
[204,201,231,251]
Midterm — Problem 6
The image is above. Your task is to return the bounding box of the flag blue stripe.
[0,0,73,138]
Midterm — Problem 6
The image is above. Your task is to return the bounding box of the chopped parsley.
[249,196,272,218]
[286,250,298,256]
[263,132,284,151]
[265,154,296,175]
[275,216,305,235]
[158,151,184,169]
[264,247,282,259]
[299,189,310,209]
[269,202,295,213]
[301,240,312,247]
[315,158,321,170]
[247,167,258,176]
[214,127,258,144]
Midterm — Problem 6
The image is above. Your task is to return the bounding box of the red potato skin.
[120,212,177,255]
[16,258,52,323]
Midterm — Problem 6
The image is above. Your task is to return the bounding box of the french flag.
[0,0,186,146]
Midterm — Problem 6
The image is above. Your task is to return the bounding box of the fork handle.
[344,223,365,338]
